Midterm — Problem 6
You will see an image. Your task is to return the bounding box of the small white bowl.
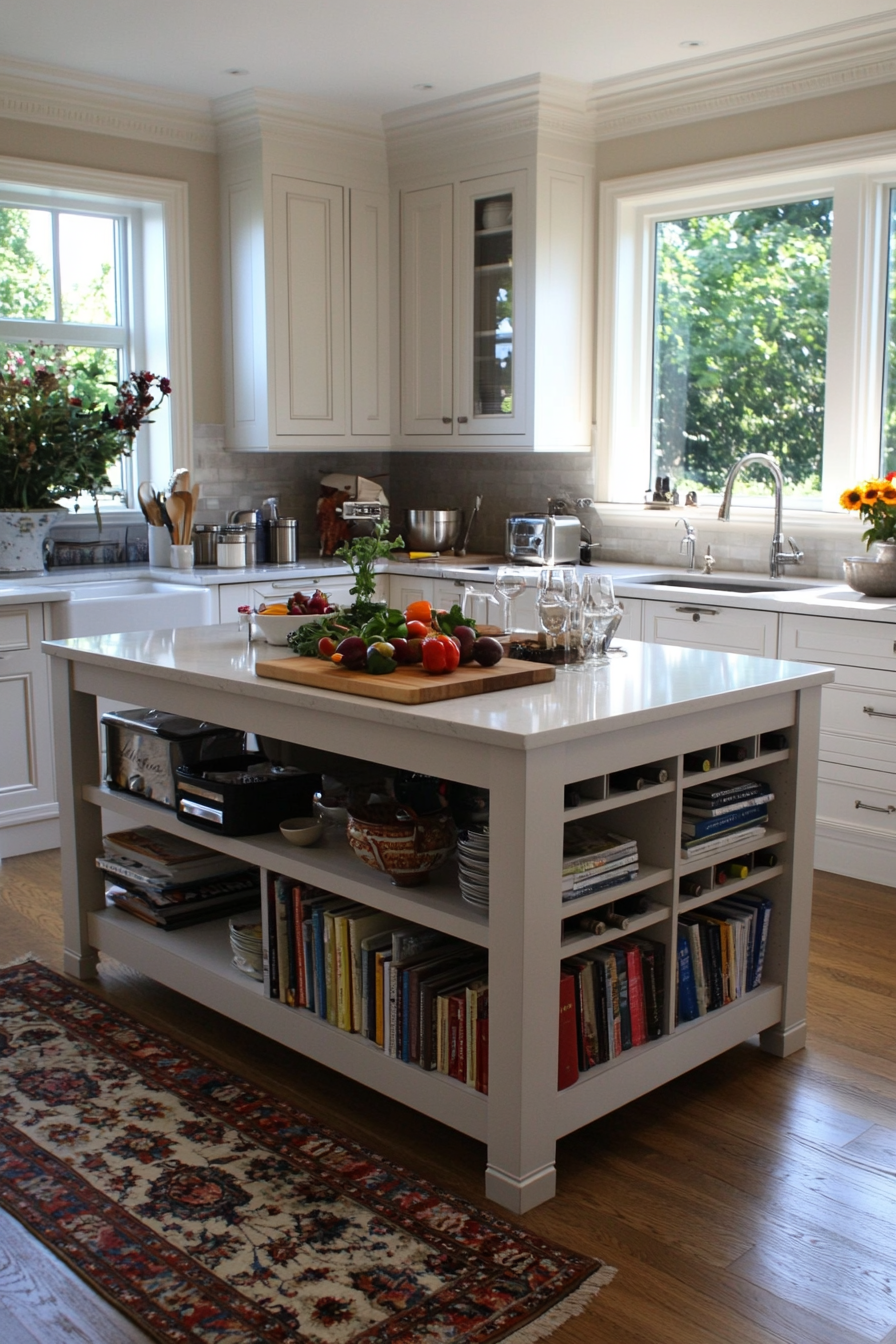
[254,612,320,645]
[279,816,323,846]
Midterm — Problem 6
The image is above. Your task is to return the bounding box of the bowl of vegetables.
[245,590,336,644]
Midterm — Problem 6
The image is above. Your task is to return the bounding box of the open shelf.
[561,899,670,954]
[86,785,488,947]
[679,863,785,914]
[88,905,489,1142]
[679,828,787,877]
[564,779,675,821]
[559,864,673,917]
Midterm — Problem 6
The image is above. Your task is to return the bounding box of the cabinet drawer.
[817,759,896,839]
[643,600,778,656]
[820,666,896,769]
[0,607,36,654]
[780,613,896,671]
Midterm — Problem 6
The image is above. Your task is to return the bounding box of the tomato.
[406,619,429,640]
[404,600,433,626]
[421,633,461,674]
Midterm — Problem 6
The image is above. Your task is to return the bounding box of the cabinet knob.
[442,417,452,425]
[457,416,468,424]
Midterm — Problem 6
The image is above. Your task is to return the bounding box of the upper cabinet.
[390,109,594,452]
[219,100,390,450]
[400,171,528,442]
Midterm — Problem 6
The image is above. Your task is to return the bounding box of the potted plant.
[0,344,170,573]
[839,476,896,595]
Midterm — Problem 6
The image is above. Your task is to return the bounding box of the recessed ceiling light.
[224,68,249,76]
[412,83,434,91]
[679,40,703,48]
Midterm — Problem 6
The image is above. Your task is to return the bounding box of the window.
[596,132,896,513]
[0,158,191,515]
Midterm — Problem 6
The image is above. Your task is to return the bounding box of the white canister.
[147,523,171,567]
[216,524,248,568]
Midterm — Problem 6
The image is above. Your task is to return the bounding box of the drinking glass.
[582,574,620,665]
[494,566,528,635]
[535,568,569,654]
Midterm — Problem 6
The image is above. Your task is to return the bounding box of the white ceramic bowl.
[279,816,323,846]
[254,612,319,645]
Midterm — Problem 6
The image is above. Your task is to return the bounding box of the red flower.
[887,472,896,482]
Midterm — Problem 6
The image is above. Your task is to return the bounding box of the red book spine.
[621,942,648,1047]
[558,971,580,1091]
[292,885,306,1007]
[449,990,467,1081]
[476,991,489,1095]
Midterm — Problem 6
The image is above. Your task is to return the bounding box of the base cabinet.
[781,612,896,884]
[0,604,57,857]
[49,628,824,1211]
[642,599,779,657]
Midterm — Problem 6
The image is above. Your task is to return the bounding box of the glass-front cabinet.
[399,169,527,442]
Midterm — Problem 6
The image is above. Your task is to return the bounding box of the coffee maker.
[317,474,389,556]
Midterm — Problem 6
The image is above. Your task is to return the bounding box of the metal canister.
[192,523,223,566]
[216,524,248,568]
[269,518,298,564]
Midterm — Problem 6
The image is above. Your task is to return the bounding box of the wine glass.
[494,566,528,635]
[582,574,620,665]
[536,568,570,655]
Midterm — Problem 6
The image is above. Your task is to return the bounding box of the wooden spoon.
[165,492,186,547]
[171,489,193,546]
[137,481,155,522]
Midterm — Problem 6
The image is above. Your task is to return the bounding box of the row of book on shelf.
[559,933,665,1089]
[680,774,774,861]
[265,875,490,1092]
[676,889,773,1022]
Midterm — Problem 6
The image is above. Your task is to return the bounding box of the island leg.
[50,657,104,979]
[484,743,566,1212]
[760,684,821,1057]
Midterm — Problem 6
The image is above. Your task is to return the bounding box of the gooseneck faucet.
[717,452,804,580]
[676,517,697,570]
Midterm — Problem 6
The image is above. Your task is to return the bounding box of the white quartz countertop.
[43,623,832,751]
[9,554,896,622]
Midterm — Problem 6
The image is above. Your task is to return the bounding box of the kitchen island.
[46,624,832,1212]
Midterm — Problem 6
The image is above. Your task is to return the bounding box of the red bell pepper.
[421,634,461,674]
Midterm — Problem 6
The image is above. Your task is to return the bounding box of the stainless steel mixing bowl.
[843,556,896,597]
[404,508,463,552]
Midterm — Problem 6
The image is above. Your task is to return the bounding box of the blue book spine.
[312,906,328,1020]
[681,803,769,839]
[302,920,315,1012]
[676,931,700,1022]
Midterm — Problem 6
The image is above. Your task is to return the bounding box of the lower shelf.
[555,981,783,1137]
[88,906,489,1142]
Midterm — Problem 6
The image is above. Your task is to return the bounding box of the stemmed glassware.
[535,568,570,655]
[494,566,528,635]
[582,574,622,664]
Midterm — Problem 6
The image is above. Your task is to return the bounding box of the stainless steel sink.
[625,575,828,594]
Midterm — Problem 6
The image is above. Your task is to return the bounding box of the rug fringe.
[0,953,38,969]
[507,1264,617,1343]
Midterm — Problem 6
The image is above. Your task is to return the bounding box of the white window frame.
[0,156,192,518]
[595,129,896,514]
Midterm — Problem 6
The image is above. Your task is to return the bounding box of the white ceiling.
[3,1,896,116]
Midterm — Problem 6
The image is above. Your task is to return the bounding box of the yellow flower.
[840,486,864,510]
[881,485,896,504]
[862,484,882,505]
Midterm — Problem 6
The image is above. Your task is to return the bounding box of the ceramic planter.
[0,509,66,574]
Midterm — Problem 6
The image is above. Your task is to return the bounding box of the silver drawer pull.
[675,605,720,617]
[854,799,896,814]
[862,705,896,720]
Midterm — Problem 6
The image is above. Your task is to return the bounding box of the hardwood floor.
[1,853,893,1344]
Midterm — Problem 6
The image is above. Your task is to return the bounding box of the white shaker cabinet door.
[272,176,346,438]
[350,189,390,436]
[0,605,56,853]
[400,184,454,437]
[643,599,778,657]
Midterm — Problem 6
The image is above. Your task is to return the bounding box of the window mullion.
[50,208,63,323]
[822,175,890,507]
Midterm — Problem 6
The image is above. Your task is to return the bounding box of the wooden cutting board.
[255,654,555,703]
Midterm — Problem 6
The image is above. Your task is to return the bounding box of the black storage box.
[175,754,321,836]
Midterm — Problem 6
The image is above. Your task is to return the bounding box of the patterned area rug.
[0,961,614,1343]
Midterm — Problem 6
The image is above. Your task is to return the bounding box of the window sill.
[595,501,864,539]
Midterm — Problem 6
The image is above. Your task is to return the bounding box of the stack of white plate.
[457,827,490,908]
[229,915,263,980]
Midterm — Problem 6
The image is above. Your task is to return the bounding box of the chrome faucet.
[676,517,697,570]
[717,452,804,580]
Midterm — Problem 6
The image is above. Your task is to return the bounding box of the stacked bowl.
[229,916,263,980]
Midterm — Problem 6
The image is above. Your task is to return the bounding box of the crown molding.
[0,55,216,153]
[385,74,593,170]
[212,88,386,163]
[587,12,896,141]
